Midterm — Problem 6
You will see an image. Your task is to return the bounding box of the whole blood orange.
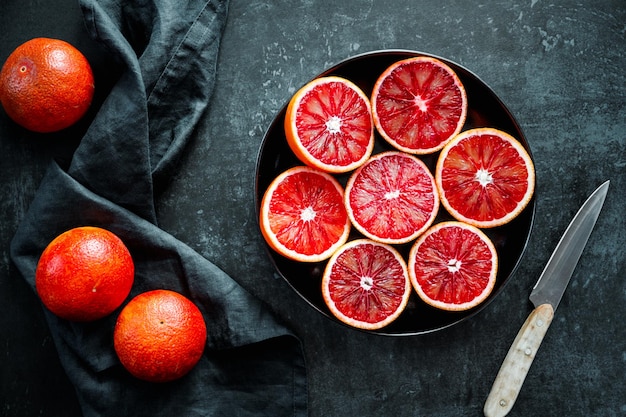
[371,56,467,154]
[322,239,411,330]
[0,37,94,133]
[35,226,134,322]
[408,221,497,311]
[114,290,207,383]
[285,76,375,173]
[259,166,351,262]
[435,127,535,228]
[344,151,439,244]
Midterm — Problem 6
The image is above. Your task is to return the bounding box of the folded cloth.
[10,0,307,416]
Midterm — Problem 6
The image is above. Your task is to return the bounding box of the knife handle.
[483,303,555,417]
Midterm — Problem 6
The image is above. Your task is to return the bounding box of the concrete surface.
[1,1,624,416]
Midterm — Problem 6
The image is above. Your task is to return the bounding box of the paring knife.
[483,180,610,417]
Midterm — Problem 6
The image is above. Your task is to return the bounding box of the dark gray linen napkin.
[9,0,307,415]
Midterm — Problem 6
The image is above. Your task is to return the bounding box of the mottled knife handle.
[483,303,555,417]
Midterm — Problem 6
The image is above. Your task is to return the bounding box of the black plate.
[254,50,535,335]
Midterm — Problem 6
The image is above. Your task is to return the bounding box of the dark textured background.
[1,1,624,416]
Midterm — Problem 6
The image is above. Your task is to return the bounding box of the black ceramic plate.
[255,50,535,335]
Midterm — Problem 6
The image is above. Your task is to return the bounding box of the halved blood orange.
[344,151,439,244]
[408,221,498,311]
[371,56,468,154]
[259,166,351,262]
[435,127,535,228]
[322,239,411,330]
[284,76,375,173]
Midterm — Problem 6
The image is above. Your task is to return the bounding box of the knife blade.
[483,180,610,417]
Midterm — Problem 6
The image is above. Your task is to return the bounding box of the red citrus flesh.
[260,166,351,262]
[371,56,467,154]
[285,76,374,173]
[345,151,439,244]
[322,239,411,330]
[436,128,535,228]
[408,221,497,311]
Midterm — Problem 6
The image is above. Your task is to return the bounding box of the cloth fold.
[9,0,307,415]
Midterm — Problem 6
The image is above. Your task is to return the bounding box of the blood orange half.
[259,166,351,262]
[284,76,375,173]
[371,56,467,154]
[408,221,498,311]
[322,239,411,330]
[344,151,439,244]
[435,127,535,228]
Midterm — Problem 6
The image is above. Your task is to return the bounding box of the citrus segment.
[114,290,207,382]
[322,239,411,330]
[285,76,375,173]
[35,226,134,322]
[371,56,467,154]
[260,166,351,262]
[408,221,498,311]
[345,151,439,244]
[436,128,535,228]
[0,37,94,133]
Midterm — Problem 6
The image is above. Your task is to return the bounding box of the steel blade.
[529,180,610,311]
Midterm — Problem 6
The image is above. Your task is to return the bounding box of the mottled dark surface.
[1,1,624,416]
